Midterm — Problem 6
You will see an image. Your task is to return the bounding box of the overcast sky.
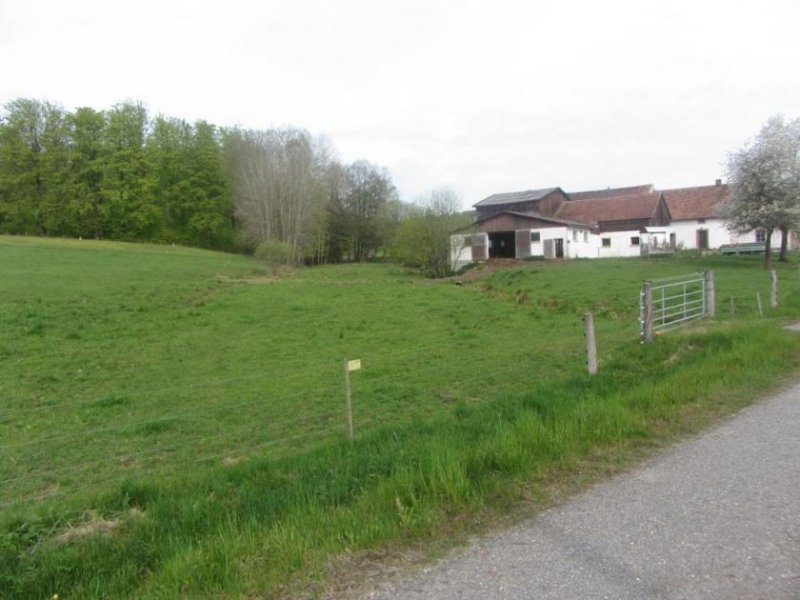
[2,0,798,208]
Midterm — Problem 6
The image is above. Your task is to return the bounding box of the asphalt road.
[369,383,800,599]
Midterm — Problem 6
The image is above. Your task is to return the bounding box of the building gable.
[662,183,729,221]
[473,187,568,219]
[470,210,593,233]
[555,191,665,231]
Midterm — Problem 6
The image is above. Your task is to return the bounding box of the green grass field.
[2,236,800,597]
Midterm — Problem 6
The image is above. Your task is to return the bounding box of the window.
[630,236,640,246]
[755,228,766,243]
[601,238,611,247]
[698,218,706,224]
[583,231,588,242]
[572,230,579,241]
[531,231,541,242]
[463,234,472,246]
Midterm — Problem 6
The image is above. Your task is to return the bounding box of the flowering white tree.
[717,115,800,267]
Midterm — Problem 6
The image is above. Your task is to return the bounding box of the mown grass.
[1,238,799,598]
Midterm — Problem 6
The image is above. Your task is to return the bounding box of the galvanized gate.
[640,272,709,341]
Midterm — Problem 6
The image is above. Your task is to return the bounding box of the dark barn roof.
[475,210,597,229]
[473,187,560,208]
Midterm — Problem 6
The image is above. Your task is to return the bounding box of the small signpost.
[343,358,361,444]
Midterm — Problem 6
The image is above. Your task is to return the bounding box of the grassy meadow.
[2,236,800,597]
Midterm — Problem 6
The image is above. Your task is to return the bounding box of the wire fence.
[639,269,779,341]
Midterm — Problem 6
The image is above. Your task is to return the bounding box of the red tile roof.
[662,184,729,220]
[567,184,654,201]
[556,192,663,225]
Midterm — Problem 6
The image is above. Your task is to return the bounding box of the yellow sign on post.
[343,357,362,444]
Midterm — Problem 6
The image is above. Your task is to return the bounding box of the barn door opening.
[554,238,564,258]
[488,231,515,258]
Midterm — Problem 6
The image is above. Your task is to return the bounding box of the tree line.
[0,98,436,265]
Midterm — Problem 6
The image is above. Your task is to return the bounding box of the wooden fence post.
[642,281,653,343]
[343,358,354,444]
[730,296,736,316]
[770,270,778,308]
[583,312,597,375]
[704,270,715,317]
[756,292,763,317]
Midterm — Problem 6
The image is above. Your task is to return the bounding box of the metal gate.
[640,272,707,340]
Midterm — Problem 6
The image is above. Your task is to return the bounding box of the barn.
[451,179,800,270]
[452,184,674,269]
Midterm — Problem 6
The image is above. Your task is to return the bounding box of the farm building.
[451,180,796,270]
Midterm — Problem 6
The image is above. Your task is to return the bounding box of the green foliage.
[254,239,294,273]
[325,160,399,262]
[1,239,800,597]
[393,188,472,278]
[0,98,237,250]
[0,98,406,264]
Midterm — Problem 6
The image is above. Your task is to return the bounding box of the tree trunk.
[764,227,773,269]
[779,226,789,262]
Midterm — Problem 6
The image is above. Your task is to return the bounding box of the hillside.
[2,236,799,598]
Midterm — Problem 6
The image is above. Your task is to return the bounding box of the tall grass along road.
[369,380,800,599]
[2,236,800,598]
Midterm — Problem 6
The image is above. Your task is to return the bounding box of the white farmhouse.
[662,180,794,251]
[451,180,796,270]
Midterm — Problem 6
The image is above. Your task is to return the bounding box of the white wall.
[671,219,732,250]
[451,227,637,265]
[448,220,796,270]
[530,226,567,257]
[596,230,643,258]
[450,233,481,271]
[563,228,595,258]
[672,219,788,250]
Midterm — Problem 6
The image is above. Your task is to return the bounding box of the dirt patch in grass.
[54,513,119,544]
[451,259,527,284]
[54,508,145,545]
[214,274,279,285]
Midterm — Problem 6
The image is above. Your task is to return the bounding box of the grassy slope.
[1,237,799,598]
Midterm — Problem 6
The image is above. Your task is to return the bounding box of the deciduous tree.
[718,114,800,267]
[393,187,471,278]
[228,127,330,262]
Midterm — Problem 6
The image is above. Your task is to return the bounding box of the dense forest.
[0,98,408,263]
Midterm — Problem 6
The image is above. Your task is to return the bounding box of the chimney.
[715,179,722,186]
